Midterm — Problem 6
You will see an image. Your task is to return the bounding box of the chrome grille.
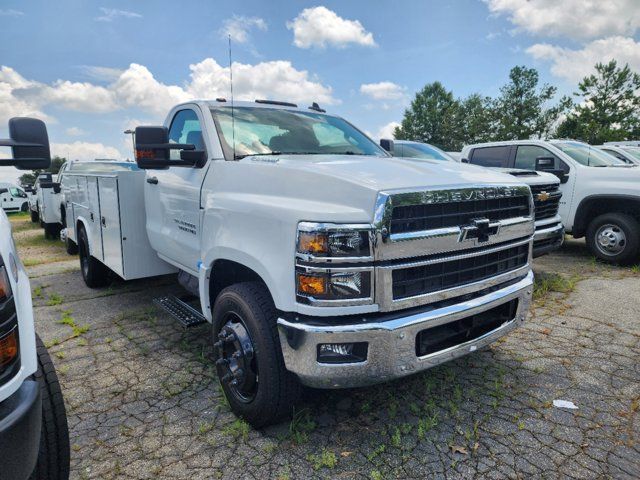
[530,183,560,221]
[390,195,530,234]
[392,243,528,300]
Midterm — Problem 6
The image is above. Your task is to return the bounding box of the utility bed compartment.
[66,170,176,280]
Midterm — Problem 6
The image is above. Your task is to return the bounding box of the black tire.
[586,213,640,265]
[31,210,39,223]
[212,282,300,427]
[21,201,29,212]
[30,334,70,480]
[65,236,78,256]
[44,223,61,240]
[78,226,110,288]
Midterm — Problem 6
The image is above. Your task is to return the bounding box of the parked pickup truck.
[66,100,535,426]
[0,118,70,480]
[386,140,564,258]
[461,139,640,264]
[596,144,640,165]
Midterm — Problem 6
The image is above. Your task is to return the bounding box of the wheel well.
[574,196,640,237]
[209,259,266,304]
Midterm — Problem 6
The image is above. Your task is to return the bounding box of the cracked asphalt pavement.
[11,214,640,479]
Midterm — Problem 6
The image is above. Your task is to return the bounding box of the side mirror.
[535,156,569,183]
[135,126,200,169]
[461,158,470,164]
[0,117,51,170]
[380,138,394,153]
[535,156,555,171]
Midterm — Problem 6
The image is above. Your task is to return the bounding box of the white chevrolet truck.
[386,140,564,258]
[462,139,640,264]
[66,100,535,426]
[0,118,69,480]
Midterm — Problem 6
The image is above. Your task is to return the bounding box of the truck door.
[144,107,208,273]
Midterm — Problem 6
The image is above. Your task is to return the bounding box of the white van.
[0,183,29,214]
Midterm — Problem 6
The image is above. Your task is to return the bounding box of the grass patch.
[307,448,337,470]
[288,408,316,444]
[221,418,250,441]
[46,293,63,306]
[533,272,580,301]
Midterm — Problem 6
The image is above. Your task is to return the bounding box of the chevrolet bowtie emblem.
[536,191,550,202]
[459,218,501,243]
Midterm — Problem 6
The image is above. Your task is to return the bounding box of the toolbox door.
[98,176,124,277]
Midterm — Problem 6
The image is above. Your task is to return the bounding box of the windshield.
[554,141,624,167]
[622,147,640,162]
[396,142,451,161]
[9,187,25,198]
[210,106,387,160]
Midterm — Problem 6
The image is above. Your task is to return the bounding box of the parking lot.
[9,212,640,479]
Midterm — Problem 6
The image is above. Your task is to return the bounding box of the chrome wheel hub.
[595,224,626,256]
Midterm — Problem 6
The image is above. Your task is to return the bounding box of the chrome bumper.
[277,270,533,388]
[533,219,564,257]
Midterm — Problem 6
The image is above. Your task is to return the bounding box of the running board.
[153,295,207,328]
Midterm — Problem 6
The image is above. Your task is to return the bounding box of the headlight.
[296,269,372,301]
[297,223,371,259]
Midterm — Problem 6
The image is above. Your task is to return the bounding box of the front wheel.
[44,223,60,240]
[212,282,300,428]
[30,210,39,223]
[586,213,640,265]
[78,226,110,288]
[30,335,70,480]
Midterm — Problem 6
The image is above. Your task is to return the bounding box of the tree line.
[394,60,640,151]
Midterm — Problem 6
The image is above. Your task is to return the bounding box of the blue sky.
[1,0,639,183]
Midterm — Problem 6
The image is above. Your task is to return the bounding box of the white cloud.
[188,58,337,105]
[0,58,338,124]
[51,142,122,161]
[219,15,267,43]
[0,9,23,16]
[287,6,376,49]
[80,66,124,82]
[484,0,640,40]
[527,36,640,83]
[374,121,400,140]
[0,66,50,124]
[360,82,406,100]
[65,127,85,136]
[95,7,141,22]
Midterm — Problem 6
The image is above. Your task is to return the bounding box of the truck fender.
[200,247,281,322]
[75,217,95,256]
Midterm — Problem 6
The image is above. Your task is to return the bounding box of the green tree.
[394,82,462,150]
[556,60,640,144]
[492,66,569,140]
[456,94,495,144]
[18,156,66,187]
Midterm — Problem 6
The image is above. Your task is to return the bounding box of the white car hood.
[242,154,526,192]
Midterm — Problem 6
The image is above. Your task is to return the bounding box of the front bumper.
[533,220,564,258]
[0,380,41,480]
[277,270,533,388]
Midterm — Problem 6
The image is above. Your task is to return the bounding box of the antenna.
[228,34,236,160]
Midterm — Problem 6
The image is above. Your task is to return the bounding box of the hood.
[491,167,560,186]
[242,154,527,192]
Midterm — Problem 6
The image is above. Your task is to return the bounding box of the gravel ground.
[10,215,640,479]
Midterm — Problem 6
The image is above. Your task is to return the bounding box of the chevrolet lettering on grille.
[419,186,519,205]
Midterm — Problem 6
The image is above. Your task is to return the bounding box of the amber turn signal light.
[0,329,18,368]
[297,232,328,255]
[297,273,327,296]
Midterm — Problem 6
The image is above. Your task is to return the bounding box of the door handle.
[147,177,159,185]
[101,216,106,227]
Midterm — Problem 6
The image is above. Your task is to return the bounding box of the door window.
[469,146,510,168]
[514,145,560,170]
[600,148,629,163]
[168,109,205,160]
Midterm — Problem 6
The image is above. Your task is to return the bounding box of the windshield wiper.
[234,151,281,160]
